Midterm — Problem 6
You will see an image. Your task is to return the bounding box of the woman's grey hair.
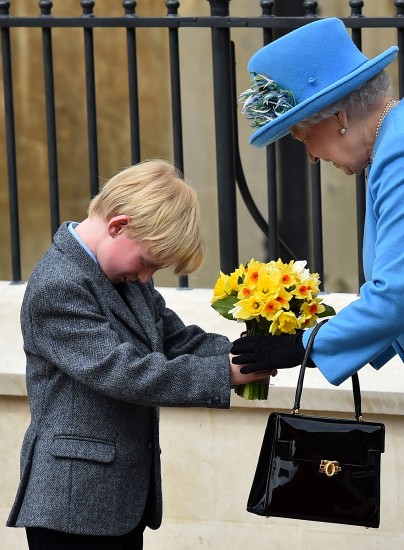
[295,70,393,129]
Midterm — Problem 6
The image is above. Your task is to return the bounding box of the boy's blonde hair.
[88,159,206,275]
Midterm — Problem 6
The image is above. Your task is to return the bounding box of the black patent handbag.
[246,321,385,528]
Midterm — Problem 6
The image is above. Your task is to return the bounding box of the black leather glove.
[231,332,314,374]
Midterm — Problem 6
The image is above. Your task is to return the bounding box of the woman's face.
[290,115,370,175]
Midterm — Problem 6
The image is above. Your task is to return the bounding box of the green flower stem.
[234,381,269,400]
[234,322,270,401]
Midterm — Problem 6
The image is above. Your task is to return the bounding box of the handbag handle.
[292,319,363,421]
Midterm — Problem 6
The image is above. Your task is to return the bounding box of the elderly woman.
[231,17,404,385]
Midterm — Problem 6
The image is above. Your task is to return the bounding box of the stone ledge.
[0,281,26,397]
[1,281,403,416]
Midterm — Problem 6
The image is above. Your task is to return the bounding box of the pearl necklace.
[370,99,396,163]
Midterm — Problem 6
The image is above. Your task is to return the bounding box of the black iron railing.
[1,0,404,290]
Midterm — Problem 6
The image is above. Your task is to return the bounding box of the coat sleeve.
[149,284,232,359]
[23,275,232,408]
[303,119,404,386]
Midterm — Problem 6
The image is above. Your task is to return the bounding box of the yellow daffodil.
[256,268,281,298]
[243,258,263,288]
[300,316,318,329]
[224,268,242,296]
[294,277,320,301]
[261,297,282,321]
[276,259,300,288]
[274,286,293,310]
[211,257,336,399]
[230,295,263,320]
[237,273,259,299]
[270,310,300,335]
[211,271,229,303]
[301,299,325,319]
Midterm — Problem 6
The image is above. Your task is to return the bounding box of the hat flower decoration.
[239,73,296,129]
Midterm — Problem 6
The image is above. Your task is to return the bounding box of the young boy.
[7,159,268,549]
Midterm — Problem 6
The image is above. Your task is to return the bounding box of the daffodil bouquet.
[211,258,336,400]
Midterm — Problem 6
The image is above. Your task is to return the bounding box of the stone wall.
[1,282,404,549]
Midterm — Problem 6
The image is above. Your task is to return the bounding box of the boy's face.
[98,216,163,285]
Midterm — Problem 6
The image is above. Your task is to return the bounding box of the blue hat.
[241,17,398,147]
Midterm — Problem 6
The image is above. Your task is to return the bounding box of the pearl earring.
[339,126,346,135]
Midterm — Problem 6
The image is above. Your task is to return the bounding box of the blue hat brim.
[249,46,398,147]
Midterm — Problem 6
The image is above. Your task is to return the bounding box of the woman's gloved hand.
[230,331,314,374]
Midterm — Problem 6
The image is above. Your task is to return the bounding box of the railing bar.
[397,27,404,97]
[310,163,324,289]
[168,19,188,288]
[355,173,366,289]
[83,26,99,197]
[351,24,366,291]
[266,144,278,261]
[42,25,60,234]
[126,27,141,165]
[210,11,238,272]
[168,27,184,172]
[1,25,21,282]
[1,16,404,29]
[262,24,279,261]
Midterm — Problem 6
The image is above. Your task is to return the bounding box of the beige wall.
[2,397,404,550]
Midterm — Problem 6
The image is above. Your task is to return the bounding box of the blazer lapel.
[112,281,159,349]
[97,278,156,349]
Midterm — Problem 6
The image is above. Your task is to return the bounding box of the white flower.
[293,260,311,280]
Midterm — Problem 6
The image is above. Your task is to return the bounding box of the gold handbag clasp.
[319,460,342,477]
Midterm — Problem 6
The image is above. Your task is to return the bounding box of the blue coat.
[303,100,404,385]
[7,223,231,535]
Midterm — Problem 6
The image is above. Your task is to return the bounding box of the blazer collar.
[53,222,156,348]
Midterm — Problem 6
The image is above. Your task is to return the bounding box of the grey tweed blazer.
[7,223,231,536]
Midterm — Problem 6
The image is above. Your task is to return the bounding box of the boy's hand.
[229,354,277,386]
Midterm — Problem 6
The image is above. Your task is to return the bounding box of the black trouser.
[26,521,146,550]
